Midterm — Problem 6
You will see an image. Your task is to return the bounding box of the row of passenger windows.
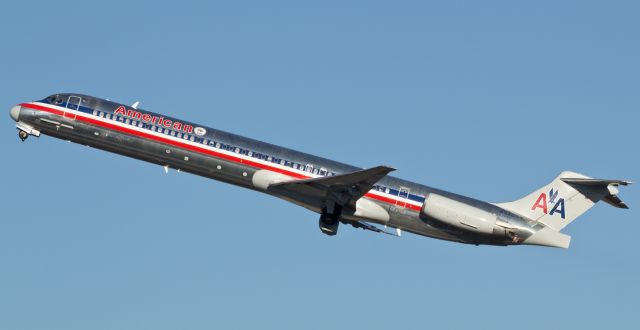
[92,110,337,177]
[372,184,393,194]
[215,142,337,176]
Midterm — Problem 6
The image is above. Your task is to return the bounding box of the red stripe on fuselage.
[21,102,423,212]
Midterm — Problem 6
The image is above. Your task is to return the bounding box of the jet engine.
[421,194,497,234]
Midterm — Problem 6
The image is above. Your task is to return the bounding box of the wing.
[269,165,396,208]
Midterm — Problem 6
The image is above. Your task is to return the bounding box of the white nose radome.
[10,105,21,122]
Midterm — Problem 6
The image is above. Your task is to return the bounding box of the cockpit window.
[40,95,59,104]
[41,95,86,106]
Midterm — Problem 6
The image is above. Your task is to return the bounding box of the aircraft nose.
[10,105,20,122]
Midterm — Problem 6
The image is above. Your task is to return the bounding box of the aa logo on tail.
[531,188,566,219]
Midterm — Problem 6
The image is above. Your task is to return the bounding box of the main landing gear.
[18,130,28,142]
[319,202,342,236]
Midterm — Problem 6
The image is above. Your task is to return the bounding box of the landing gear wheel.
[319,213,339,236]
[18,130,28,142]
[318,203,343,236]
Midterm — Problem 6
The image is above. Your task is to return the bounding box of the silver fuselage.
[11,93,544,246]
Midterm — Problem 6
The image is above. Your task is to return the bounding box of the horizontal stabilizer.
[561,178,632,209]
[560,178,631,186]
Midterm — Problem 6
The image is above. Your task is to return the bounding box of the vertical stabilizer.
[495,171,631,231]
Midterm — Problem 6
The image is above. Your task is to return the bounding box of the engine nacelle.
[422,194,497,234]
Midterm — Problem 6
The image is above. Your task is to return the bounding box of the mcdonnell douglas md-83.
[9,94,631,248]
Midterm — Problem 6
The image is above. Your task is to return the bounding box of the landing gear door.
[64,96,81,120]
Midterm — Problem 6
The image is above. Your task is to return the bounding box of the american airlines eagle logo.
[194,127,207,136]
[531,188,566,219]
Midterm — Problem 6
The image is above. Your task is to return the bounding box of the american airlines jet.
[9,94,631,248]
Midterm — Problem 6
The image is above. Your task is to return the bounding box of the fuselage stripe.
[21,102,423,212]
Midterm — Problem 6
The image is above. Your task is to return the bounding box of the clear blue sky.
[1,1,638,329]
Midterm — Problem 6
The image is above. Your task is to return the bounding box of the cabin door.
[396,187,410,208]
[64,95,81,120]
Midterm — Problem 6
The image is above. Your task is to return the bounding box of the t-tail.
[496,171,631,248]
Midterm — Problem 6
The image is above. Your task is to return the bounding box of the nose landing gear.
[18,130,28,141]
[15,123,41,142]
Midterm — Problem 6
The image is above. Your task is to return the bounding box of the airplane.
[9,93,631,248]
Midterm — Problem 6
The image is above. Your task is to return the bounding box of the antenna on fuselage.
[132,101,140,109]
